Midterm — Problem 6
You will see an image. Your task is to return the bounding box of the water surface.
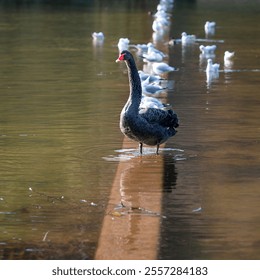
[0,0,259,259]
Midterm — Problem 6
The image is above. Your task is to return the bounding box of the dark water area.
[0,0,259,259]
[159,0,260,260]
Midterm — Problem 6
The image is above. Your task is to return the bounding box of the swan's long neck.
[124,57,142,112]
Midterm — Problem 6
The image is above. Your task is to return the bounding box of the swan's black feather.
[139,107,179,128]
[117,50,179,154]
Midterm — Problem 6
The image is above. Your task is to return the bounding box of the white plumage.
[199,45,217,55]
[92,32,105,40]
[224,51,235,61]
[206,59,220,74]
[204,21,216,36]
[181,32,196,44]
[152,62,175,75]
[118,38,130,53]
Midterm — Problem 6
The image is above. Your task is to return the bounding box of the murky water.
[0,1,259,259]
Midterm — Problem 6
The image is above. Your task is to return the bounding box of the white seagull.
[92,32,105,40]
[224,51,235,68]
[204,21,216,36]
[152,62,175,75]
[118,38,130,53]
[181,32,196,45]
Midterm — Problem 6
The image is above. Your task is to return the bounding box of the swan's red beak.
[116,53,125,62]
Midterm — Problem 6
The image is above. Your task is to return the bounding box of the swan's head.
[116,50,133,62]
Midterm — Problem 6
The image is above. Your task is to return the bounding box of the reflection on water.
[96,138,176,260]
[0,0,260,259]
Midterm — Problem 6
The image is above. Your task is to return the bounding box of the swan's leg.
[156,144,160,155]
[139,142,143,154]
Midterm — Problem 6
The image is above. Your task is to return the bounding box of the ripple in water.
[103,147,185,162]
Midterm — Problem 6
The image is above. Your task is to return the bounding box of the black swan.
[116,50,179,155]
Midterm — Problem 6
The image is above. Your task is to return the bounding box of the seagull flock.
[92,0,235,94]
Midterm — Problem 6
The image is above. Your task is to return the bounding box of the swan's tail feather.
[164,110,179,129]
[168,127,178,137]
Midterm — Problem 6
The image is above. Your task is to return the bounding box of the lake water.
[0,0,259,259]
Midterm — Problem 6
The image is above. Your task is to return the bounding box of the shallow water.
[0,0,259,259]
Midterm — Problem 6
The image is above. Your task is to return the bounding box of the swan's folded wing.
[139,107,179,128]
